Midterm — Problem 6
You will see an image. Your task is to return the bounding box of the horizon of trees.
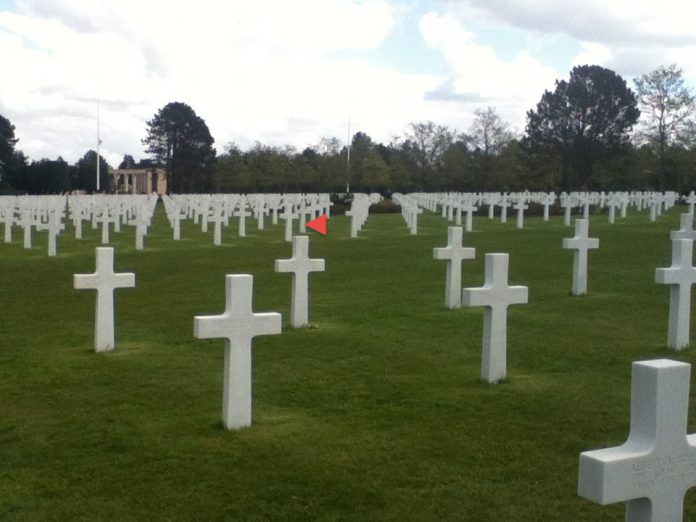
[2,63,696,195]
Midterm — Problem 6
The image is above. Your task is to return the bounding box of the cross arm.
[194,313,232,340]
[578,442,650,504]
[74,273,98,290]
[309,259,325,272]
[275,259,298,273]
[251,312,282,338]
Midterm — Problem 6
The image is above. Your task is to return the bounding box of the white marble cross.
[562,219,599,295]
[514,199,528,229]
[208,206,226,246]
[193,274,282,430]
[44,211,65,257]
[656,238,696,350]
[433,227,476,309]
[487,198,496,219]
[97,207,112,244]
[2,205,15,243]
[170,206,185,240]
[70,203,90,240]
[462,253,528,383]
[454,204,462,226]
[541,195,555,221]
[74,247,135,352]
[560,195,574,226]
[578,359,696,522]
[345,210,360,238]
[686,191,696,215]
[297,204,309,233]
[606,197,619,224]
[671,213,696,241]
[255,206,267,230]
[499,197,511,224]
[463,202,477,232]
[275,235,325,328]
[409,207,423,235]
[280,205,295,242]
[18,209,33,249]
[130,212,150,251]
[234,204,251,237]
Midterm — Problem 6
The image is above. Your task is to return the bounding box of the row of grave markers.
[10,191,696,520]
[1,190,690,258]
[73,234,324,427]
[0,192,393,255]
[427,211,696,520]
[396,190,685,233]
[68,215,696,520]
[431,220,597,383]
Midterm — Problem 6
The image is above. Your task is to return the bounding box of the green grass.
[1,202,695,520]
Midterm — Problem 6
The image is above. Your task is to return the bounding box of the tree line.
[2,64,695,195]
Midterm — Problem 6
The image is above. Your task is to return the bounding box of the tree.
[0,114,27,191]
[349,132,373,191]
[142,102,216,193]
[442,139,474,191]
[26,157,70,193]
[314,136,342,156]
[0,115,18,181]
[633,64,696,189]
[74,150,110,192]
[118,154,136,169]
[525,65,640,190]
[214,143,252,193]
[402,122,454,190]
[360,149,390,192]
[468,107,514,189]
[469,107,514,157]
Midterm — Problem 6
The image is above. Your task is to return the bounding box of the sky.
[2,0,696,167]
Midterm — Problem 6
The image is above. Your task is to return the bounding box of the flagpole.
[346,113,351,193]
[96,96,101,192]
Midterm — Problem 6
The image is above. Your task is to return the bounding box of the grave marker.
[578,359,696,522]
[499,197,510,224]
[433,227,475,309]
[671,213,696,241]
[462,253,528,383]
[275,236,325,327]
[193,274,282,429]
[562,219,599,295]
[74,247,135,352]
[514,199,528,229]
[280,205,295,242]
[656,239,696,350]
[234,204,250,237]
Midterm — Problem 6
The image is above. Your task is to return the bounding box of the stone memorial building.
[110,167,167,195]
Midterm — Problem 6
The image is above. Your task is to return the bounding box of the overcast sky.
[2,0,696,167]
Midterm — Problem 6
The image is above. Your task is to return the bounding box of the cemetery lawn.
[2,204,696,521]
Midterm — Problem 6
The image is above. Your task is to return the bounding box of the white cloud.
[3,0,424,165]
[444,0,696,82]
[6,0,695,168]
[419,11,557,130]
[446,0,696,47]
[571,42,613,68]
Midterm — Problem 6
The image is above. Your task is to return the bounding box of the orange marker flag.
[306,214,327,235]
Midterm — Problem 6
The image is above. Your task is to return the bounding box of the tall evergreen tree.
[524,65,640,190]
[142,102,216,193]
[118,154,137,169]
[0,114,26,190]
[74,150,110,192]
